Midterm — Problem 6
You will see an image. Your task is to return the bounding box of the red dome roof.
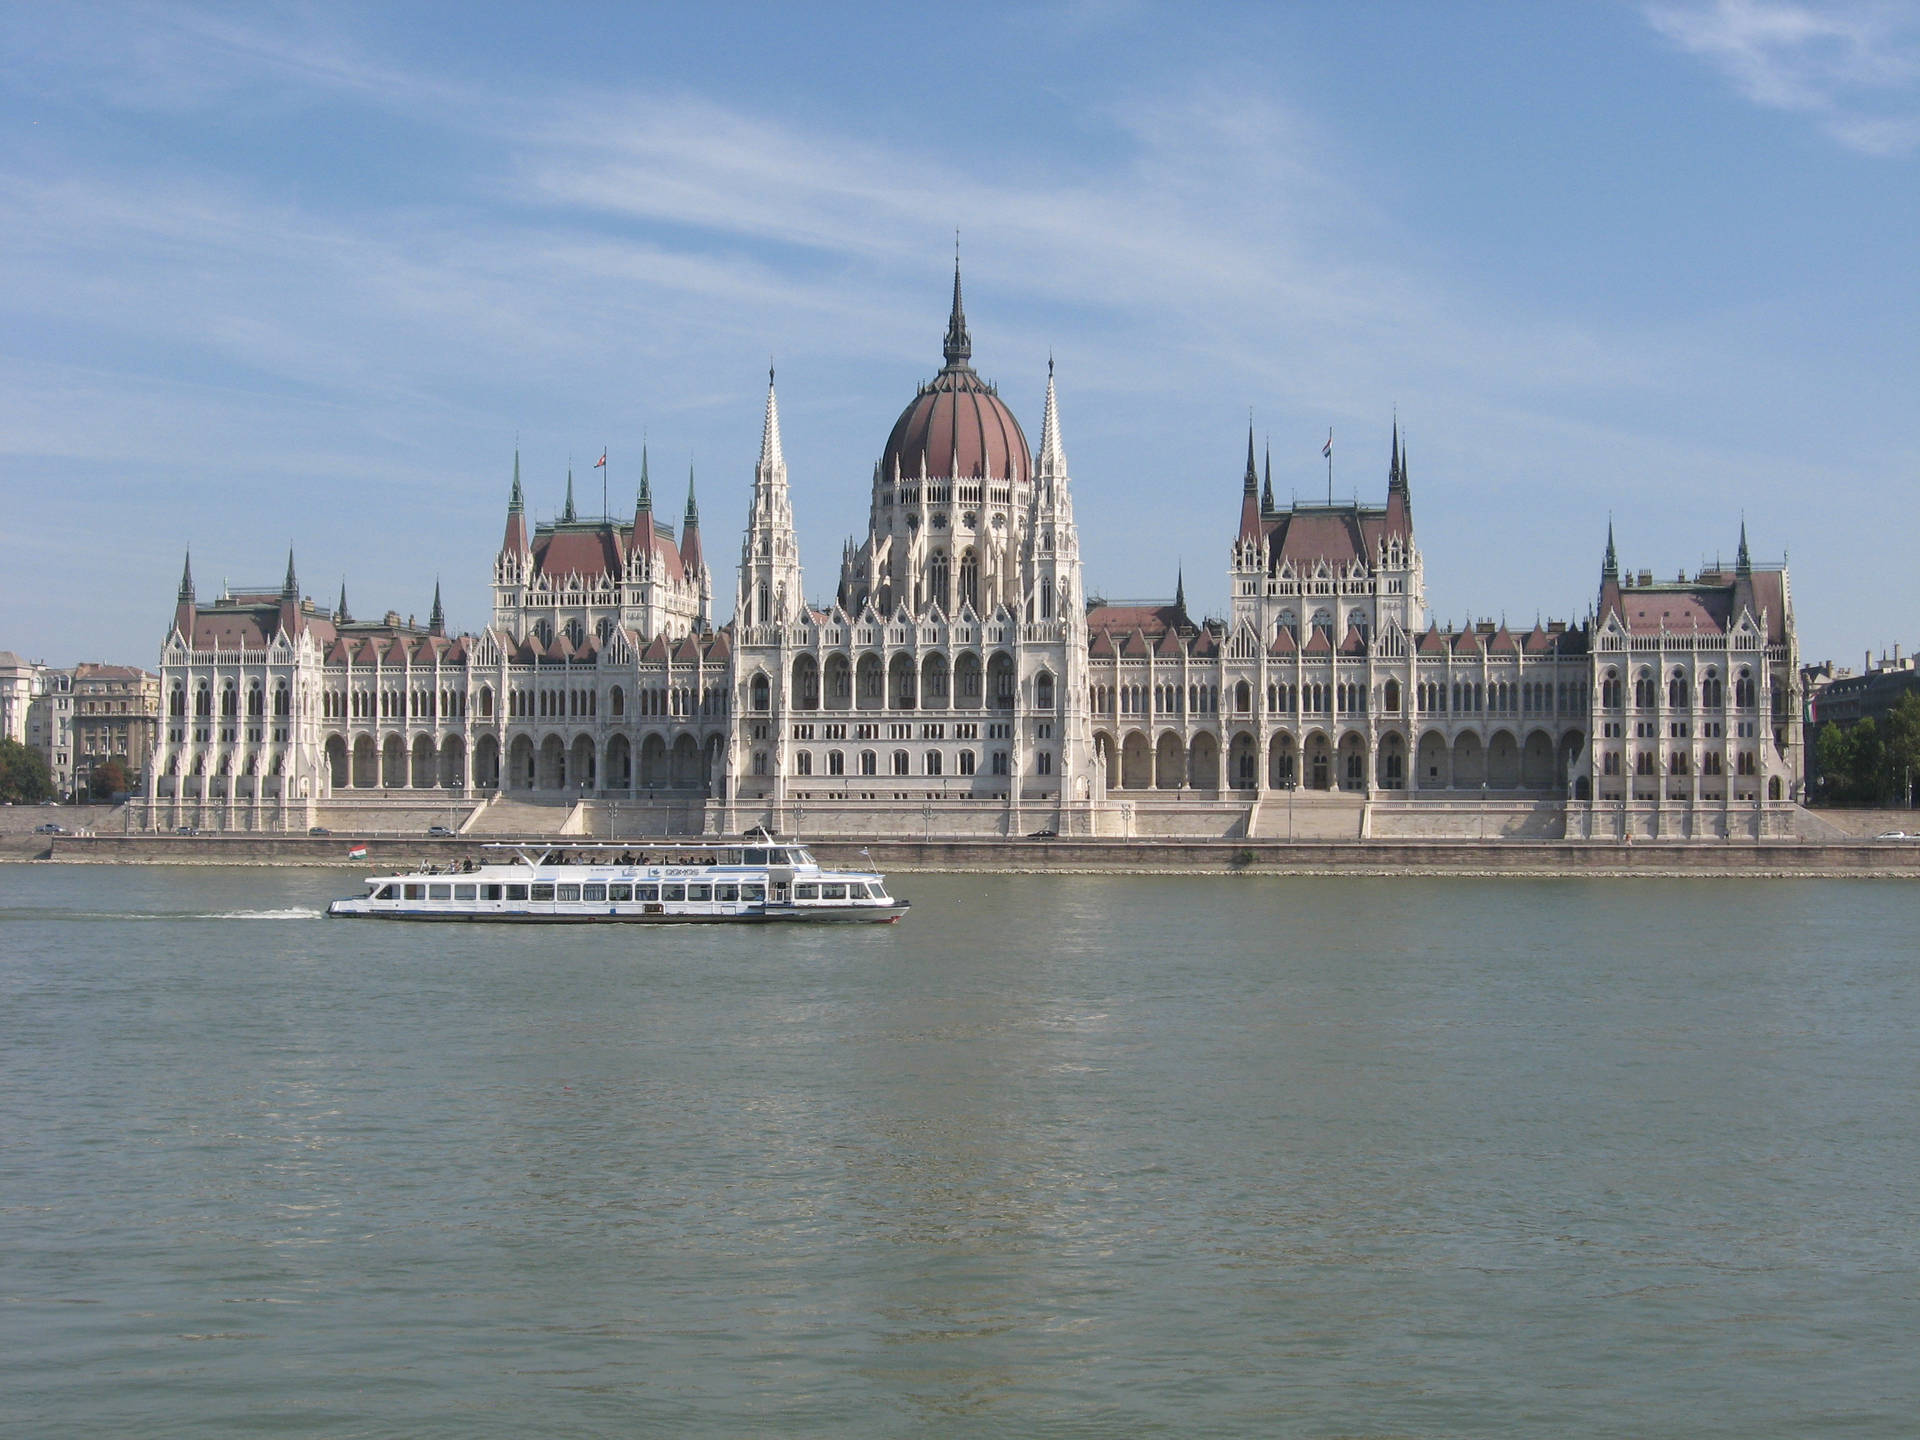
[879,265,1030,485]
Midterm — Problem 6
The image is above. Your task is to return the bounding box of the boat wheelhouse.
[325,836,907,923]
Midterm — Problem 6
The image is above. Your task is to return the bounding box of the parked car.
[1877,830,1912,840]
[34,822,67,835]
[1027,828,1058,839]
[426,825,454,837]
[174,825,199,835]
[309,826,332,836]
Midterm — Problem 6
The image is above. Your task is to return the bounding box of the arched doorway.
[1417,730,1448,789]
[473,734,500,790]
[1121,731,1152,789]
[1228,731,1257,789]
[1337,732,1367,791]
[1188,732,1219,789]
[569,735,596,792]
[605,734,632,789]
[412,734,436,788]
[639,733,668,788]
[382,734,406,788]
[538,734,566,789]
[1155,731,1185,789]
[1375,731,1406,790]
[1487,730,1520,789]
[1522,730,1556,788]
[1269,731,1297,788]
[1452,731,1485,789]
[1304,731,1333,790]
[439,735,465,789]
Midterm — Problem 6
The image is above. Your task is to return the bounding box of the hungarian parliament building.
[140,268,1804,841]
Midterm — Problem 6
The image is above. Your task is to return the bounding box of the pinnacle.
[759,369,785,474]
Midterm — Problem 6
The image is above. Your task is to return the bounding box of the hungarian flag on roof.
[1322,430,1333,458]
[594,450,607,468]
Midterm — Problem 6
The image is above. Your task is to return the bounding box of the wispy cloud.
[1645,0,1920,155]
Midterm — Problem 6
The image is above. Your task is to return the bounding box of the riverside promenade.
[35,830,1920,878]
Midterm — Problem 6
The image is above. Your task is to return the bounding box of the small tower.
[278,548,302,638]
[738,369,804,629]
[429,581,445,637]
[172,550,197,642]
[680,465,711,627]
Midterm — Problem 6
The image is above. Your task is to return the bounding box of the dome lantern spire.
[942,248,972,369]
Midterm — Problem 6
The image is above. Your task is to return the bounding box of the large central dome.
[878,264,1031,486]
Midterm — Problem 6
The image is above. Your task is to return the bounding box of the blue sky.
[2,1,1915,668]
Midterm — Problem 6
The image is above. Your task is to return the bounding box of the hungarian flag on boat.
[347,844,368,860]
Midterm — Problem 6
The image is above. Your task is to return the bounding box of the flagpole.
[1326,428,1334,504]
[602,449,609,521]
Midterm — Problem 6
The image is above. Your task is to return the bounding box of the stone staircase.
[462,795,586,836]
[1247,791,1367,840]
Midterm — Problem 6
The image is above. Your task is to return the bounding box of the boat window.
[635,884,659,902]
[716,883,738,902]
[716,850,740,866]
[793,849,816,866]
[742,884,765,902]
[531,884,555,902]
[822,883,847,901]
[403,883,424,900]
[374,885,395,900]
[583,884,607,902]
[557,884,581,902]
[428,884,452,900]
[609,884,632,902]
[745,848,769,865]
[795,883,819,900]
[482,885,503,900]
[662,884,686,902]
[687,884,712,902]
[506,884,529,901]
[866,883,887,900]
[454,884,477,901]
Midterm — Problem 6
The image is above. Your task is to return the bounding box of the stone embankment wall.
[44,830,1920,877]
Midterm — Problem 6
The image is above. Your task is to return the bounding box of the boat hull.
[325,900,908,924]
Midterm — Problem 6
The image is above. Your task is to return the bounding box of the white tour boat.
[325,835,908,924]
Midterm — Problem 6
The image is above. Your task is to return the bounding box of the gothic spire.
[562,469,576,523]
[1736,517,1751,573]
[429,580,445,636]
[1603,518,1619,583]
[759,367,785,474]
[177,550,195,603]
[1175,565,1187,614]
[1243,424,1258,497]
[336,580,350,623]
[1389,416,1403,492]
[282,548,298,600]
[684,463,700,529]
[636,446,652,512]
[509,449,524,513]
[1036,355,1068,480]
[942,252,972,368]
[1262,443,1274,512]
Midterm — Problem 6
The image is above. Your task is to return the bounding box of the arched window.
[1634,668,1657,709]
[566,618,585,646]
[927,551,949,611]
[926,750,942,776]
[1700,668,1722,708]
[247,683,263,718]
[1384,678,1401,713]
[1234,680,1251,713]
[827,750,844,776]
[750,673,771,712]
[1735,668,1756,708]
[860,750,877,776]
[958,549,979,611]
[1035,671,1055,710]
[795,750,812,776]
[1668,668,1689,709]
[597,617,614,642]
[1602,668,1622,709]
[892,749,910,776]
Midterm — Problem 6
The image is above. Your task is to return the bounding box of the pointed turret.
[1261,444,1274,513]
[277,547,302,637]
[1388,417,1403,492]
[1603,519,1619,583]
[562,468,577,523]
[679,463,703,570]
[1175,565,1187,614]
[1239,424,1262,539]
[1036,356,1068,481]
[429,581,445,636]
[172,549,197,641]
[630,445,656,574]
[759,366,785,473]
[502,451,530,555]
[1736,518,1751,574]
[740,369,803,627]
[336,581,351,624]
[942,254,972,369]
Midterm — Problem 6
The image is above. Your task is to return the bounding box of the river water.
[3,864,1916,1437]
